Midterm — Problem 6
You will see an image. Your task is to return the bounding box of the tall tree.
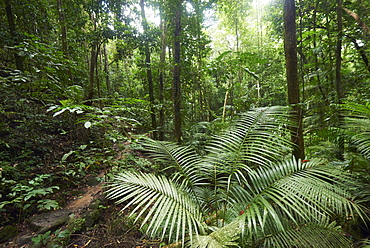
[4,0,23,71]
[56,0,73,82]
[87,12,99,101]
[283,0,305,159]
[336,0,343,103]
[336,0,345,160]
[158,8,167,141]
[140,0,157,139]
[172,0,183,143]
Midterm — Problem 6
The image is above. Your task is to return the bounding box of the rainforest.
[1,0,370,247]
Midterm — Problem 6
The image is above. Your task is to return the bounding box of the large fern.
[106,106,367,247]
[343,102,370,159]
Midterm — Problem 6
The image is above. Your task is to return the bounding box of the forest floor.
[2,180,161,248]
[1,151,162,248]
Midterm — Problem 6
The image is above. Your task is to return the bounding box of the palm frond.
[204,106,293,179]
[343,102,370,159]
[105,171,205,243]
[261,221,352,248]
[140,137,206,185]
[190,217,243,248]
[357,238,370,248]
[106,106,368,248]
[228,158,366,241]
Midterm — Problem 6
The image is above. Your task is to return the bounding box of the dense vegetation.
[1,0,370,247]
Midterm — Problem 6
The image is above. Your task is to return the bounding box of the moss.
[0,225,18,243]
[81,199,102,228]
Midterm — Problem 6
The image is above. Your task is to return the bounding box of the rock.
[86,175,100,186]
[29,209,71,234]
[81,199,102,228]
[17,235,34,246]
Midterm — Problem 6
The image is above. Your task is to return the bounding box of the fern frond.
[190,216,243,248]
[261,221,352,248]
[106,171,205,243]
[205,106,292,180]
[343,102,370,159]
[228,158,366,240]
[140,137,206,185]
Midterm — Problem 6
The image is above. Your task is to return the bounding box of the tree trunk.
[56,0,73,82]
[336,0,344,160]
[283,0,305,159]
[87,41,98,101]
[57,0,68,58]
[86,11,99,103]
[103,43,111,95]
[343,7,370,36]
[5,0,23,71]
[140,0,157,139]
[158,11,167,141]
[336,0,343,103]
[347,36,370,72]
[172,0,183,143]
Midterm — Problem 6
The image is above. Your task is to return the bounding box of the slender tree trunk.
[343,7,370,36]
[5,0,23,71]
[57,0,68,58]
[336,0,343,103]
[86,12,98,102]
[158,12,167,141]
[140,0,157,139]
[172,0,183,143]
[284,0,305,159]
[336,0,344,160]
[222,90,229,122]
[96,45,102,108]
[87,42,98,101]
[103,43,111,95]
[347,37,370,72]
[56,0,73,82]
[324,3,335,88]
[335,0,343,104]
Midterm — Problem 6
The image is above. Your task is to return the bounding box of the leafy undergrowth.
[1,198,162,248]
[0,73,160,246]
[65,206,161,248]
[0,140,163,248]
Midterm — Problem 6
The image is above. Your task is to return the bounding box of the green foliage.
[31,230,52,247]
[343,102,370,159]
[30,215,86,248]
[0,174,60,212]
[107,107,366,247]
[1,0,370,245]
[0,225,18,243]
[305,127,347,160]
[48,97,147,143]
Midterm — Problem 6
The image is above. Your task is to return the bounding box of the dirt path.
[3,173,105,248]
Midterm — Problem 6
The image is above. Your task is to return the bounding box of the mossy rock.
[86,175,100,186]
[81,199,102,228]
[29,209,71,234]
[0,225,18,243]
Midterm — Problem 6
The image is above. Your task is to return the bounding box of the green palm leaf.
[106,106,368,247]
[140,137,207,186]
[261,221,352,248]
[343,102,370,159]
[204,106,293,185]
[190,217,243,248]
[227,158,366,244]
[105,171,205,243]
